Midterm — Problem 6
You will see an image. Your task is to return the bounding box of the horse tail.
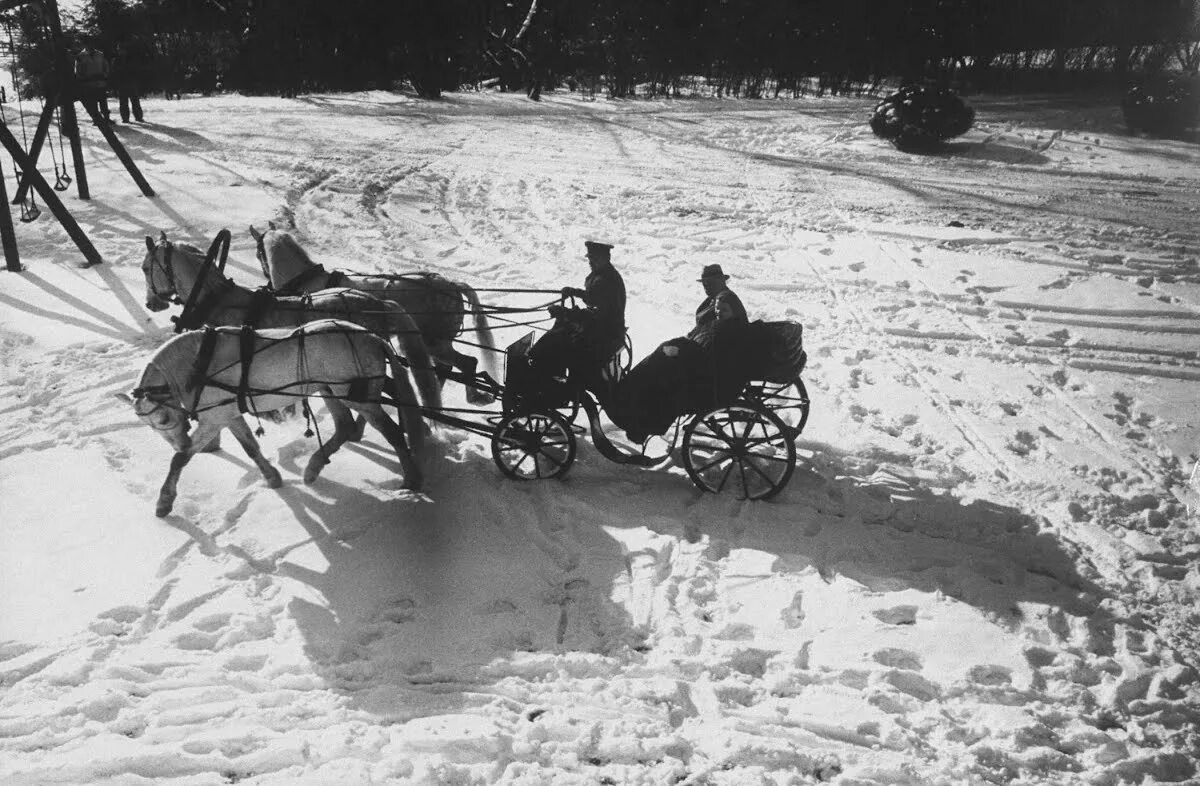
[381,301,443,412]
[381,338,425,457]
[456,281,500,381]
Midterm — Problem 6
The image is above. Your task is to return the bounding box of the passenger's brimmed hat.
[699,263,729,281]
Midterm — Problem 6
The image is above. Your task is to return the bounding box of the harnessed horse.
[124,320,425,517]
[249,223,499,404]
[141,231,443,414]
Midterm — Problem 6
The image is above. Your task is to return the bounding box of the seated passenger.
[687,264,747,348]
[609,264,751,442]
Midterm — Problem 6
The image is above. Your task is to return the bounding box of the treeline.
[9,0,1199,100]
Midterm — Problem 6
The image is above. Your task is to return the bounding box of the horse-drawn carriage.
[133,227,812,512]
[417,313,810,501]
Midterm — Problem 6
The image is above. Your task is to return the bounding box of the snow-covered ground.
[1,89,1198,785]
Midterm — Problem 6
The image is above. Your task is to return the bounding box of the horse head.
[142,232,177,311]
[127,365,192,452]
[251,222,316,290]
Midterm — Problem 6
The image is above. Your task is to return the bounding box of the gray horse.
[142,232,443,413]
[250,223,499,403]
[124,320,425,517]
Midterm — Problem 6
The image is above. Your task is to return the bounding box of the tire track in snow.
[866,237,1165,484]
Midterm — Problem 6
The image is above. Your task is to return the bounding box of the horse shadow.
[257,446,637,711]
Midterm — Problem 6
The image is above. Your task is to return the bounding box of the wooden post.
[0,120,102,266]
[80,102,154,197]
[0,157,21,271]
[41,0,88,199]
[12,97,54,205]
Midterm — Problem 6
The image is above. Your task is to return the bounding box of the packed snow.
[1,89,1198,785]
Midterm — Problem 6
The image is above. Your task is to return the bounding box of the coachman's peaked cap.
[699,263,730,281]
[585,240,614,253]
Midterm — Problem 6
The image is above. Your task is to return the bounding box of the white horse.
[249,223,499,403]
[124,320,425,517]
[142,232,443,414]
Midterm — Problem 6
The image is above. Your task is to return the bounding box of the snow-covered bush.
[1122,76,1199,136]
[870,84,975,149]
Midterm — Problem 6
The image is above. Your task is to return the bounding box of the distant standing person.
[111,44,147,123]
[74,45,111,124]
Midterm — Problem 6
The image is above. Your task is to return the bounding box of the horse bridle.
[147,240,180,304]
[131,383,186,430]
[253,233,272,286]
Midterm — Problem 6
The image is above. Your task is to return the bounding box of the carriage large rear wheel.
[770,378,810,439]
[682,404,796,500]
[491,410,577,480]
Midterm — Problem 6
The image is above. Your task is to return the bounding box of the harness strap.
[245,287,275,328]
[278,264,332,294]
[209,228,232,275]
[237,325,256,415]
[188,327,219,417]
[172,229,232,334]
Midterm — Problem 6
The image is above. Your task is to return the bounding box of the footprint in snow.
[872,605,918,625]
[967,664,1013,686]
[848,261,865,272]
[872,647,923,670]
[1007,430,1038,456]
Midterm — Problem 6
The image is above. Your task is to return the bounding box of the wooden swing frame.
[1,0,153,272]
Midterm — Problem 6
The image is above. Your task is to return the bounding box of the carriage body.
[487,328,810,500]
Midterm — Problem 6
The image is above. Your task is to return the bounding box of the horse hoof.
[155,502,173,517]
[266,473,283,489]
[303,469,319,485]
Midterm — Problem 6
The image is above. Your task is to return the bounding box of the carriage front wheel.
[491,410,577,480]
[682,404,796,500]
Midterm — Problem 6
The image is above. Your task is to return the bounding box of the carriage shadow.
[572,439,1120,657]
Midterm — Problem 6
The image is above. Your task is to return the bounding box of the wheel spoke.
[746,452,791,464]
[713,458,736,493]
[743,457,780,485]
[704,415,737,443]
[742,434,786,450]
[737,459,751,499]
[694,451,733,475]
[739,415,756,442]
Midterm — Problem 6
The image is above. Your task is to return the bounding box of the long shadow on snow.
[566,437,1121,659]
[262,447,637,720]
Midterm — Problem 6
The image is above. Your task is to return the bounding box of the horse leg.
[438,344,493,405]
[357,403,422,491]
[156,450,193,518]
[228,416,282,489]
[155,422,222,516]
[303,396,356,484]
